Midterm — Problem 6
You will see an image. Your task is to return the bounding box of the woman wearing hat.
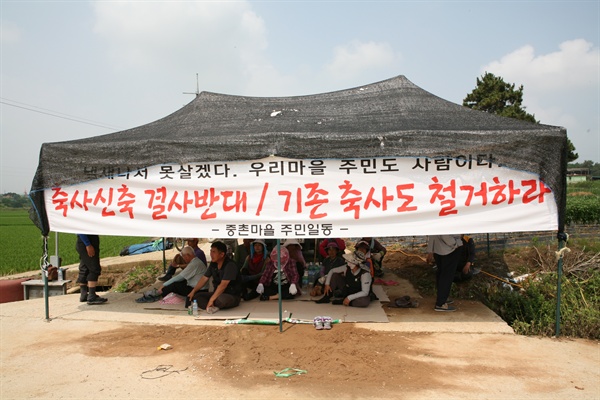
[355,237,387,278]
[256,247,300,301]
[318,238,346,259]
[283,239,307,282]
[240,239,269,301]
[315,251,372,308]
[311,241,346,297]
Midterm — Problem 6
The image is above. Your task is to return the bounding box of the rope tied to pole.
[40,235,50,277]
[555,246,571,261]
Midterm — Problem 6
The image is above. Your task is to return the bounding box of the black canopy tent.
[28,75,569,333]
[29,75,567,234]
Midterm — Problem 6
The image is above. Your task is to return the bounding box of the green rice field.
[0,208,149,276]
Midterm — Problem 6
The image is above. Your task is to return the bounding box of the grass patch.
[0,208,151,276]
[113,264,162,293]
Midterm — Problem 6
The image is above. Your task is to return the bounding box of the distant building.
[567,168,590,183]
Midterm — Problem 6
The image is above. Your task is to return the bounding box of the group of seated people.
[150,236,392,313]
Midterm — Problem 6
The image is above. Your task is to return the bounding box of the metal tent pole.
[162,237,167,273]
[554,232,569,337]
[276,239,282,332]
[42,236,50,321]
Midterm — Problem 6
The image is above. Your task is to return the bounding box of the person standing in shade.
[76,234,107,305]
[454,234,477,283]
[426,235,462,312]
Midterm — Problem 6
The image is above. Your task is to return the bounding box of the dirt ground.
[1,244,599,399]
[1,316,598,399]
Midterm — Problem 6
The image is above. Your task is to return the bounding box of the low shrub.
[486,267,600,340]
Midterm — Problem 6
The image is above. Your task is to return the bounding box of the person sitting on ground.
[454,234,477,283]
[159,238,207,282]
[315,251,373,308]
[155,246,208,301]
[311,241,346,297]
[355,237,387,277]
[318,238,346,260]
[256,247,299,301]
[187,241,243,314]
[240,239,269,301]
[283,239,307,281]
[234,238,253,268]
[188,238,208,265]
[354,240,375,277]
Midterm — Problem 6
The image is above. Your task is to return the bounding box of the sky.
[1,0,598,194]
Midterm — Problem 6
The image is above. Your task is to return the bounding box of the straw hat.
[282,239,302,249]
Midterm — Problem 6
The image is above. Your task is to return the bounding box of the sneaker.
[157,274,172,282]
[243,291,260,301]
[313,316,324,330]
[322,316,332,330]
[471,267,481,275]
[315,295,330,304]
[259,294,269,301]
[434,303,456,312]
[446,298,454,304]
[206,306,219,314]
[87,296,108,305]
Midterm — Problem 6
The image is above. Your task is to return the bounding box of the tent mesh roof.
[29,75,567,235]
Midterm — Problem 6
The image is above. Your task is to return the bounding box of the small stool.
[21,279,71,300]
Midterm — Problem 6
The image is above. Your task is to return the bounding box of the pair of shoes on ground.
[157,274,172,282]
[259,294,270,301]
[434,303,456,312]
[313,316,332,330]
[392,295,419,308]
[80,289,107,305]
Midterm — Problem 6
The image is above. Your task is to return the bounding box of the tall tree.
[463,72,578,162]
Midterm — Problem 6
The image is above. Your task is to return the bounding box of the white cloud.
[483,39,600,162]
[0,21,20,44]
[324,41,398,81]
[484,39,599,92]
[91,1,269,87]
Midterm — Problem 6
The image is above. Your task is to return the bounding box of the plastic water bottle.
[57,268,64,281]
[192,300,198,316]
[302,270,309,288]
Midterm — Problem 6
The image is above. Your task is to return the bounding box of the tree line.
[0,193,29,208]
